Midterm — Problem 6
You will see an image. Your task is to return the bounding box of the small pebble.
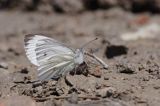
[104,76,109,80]
[68,93,78,104]
[153,86,160,89]
[89,66,102,78]
[0,62,8,69]
[21,68,29,74]
[96,87,116,98]
[56,87,64,96]
[116,63,135,74]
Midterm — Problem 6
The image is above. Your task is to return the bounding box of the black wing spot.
[44,53,47,56]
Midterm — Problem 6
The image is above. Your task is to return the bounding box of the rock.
[82,0,99,10]
[36,0,53,13]
[153,86,160,89]
[65,75,104,94]
[11,72,28,83]
[56,77,70,96]
[0,95,36,106]
[130,0,158,13]
[65,75,87,87]
[89,66,102,78]
[20,68,29,74]
[22,0,40,11]
[104,76,109,80]
[68,93,78,104]
[51,0,84,13]
[0,0,39,11]
[116,63,135,74]
[56,87,65,96]
[98,0,119,8]
[154,0,160,12]
[0,62,8,69]
[96,87,116,98]
[105,45,128,59]
[32,82,43,88]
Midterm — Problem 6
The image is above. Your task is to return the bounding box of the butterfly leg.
[69,65,78,76]
[73,65,78,75]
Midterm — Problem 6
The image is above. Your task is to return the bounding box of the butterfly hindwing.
[38,60,74,80]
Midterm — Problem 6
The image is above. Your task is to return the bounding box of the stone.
[51,0,84,13]
[96,87,116,98]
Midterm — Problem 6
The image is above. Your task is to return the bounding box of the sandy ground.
[0,8,160,106]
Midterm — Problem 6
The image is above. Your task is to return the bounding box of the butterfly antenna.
[80,38,98,50]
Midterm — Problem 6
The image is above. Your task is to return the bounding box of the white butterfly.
[24,34,95,80]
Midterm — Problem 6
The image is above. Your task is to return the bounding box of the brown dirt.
[0,2,160,106]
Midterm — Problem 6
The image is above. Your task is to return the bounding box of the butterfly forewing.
[24,35,76,80]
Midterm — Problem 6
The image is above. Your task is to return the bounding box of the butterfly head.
[74,38,98,65]
[74,49,84,65]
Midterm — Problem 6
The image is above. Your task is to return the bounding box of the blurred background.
[1,0,160,106]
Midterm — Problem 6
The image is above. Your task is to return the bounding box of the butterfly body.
[24,35,84,80]
[74,49,84,65]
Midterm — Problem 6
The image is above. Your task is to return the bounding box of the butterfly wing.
[24,34,76,80]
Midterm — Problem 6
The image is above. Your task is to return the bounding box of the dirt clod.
[51,0,84,13]
[116,62,135,74]
[0,62,8,69]
[89,66,102,78]
[105,45,128,59]
[96,87,116,98]
[20,68,29,74]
